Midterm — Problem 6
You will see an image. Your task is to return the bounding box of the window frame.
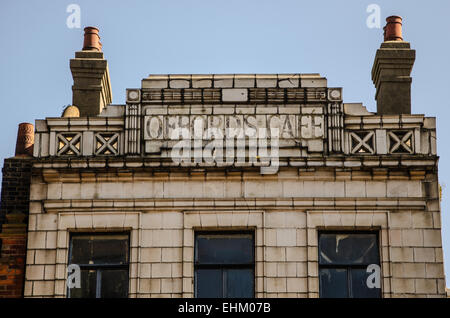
[67,232,131,298]
[194,230,255,298]
[318,230,382,298]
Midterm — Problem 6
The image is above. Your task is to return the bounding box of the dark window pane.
[319,268,348,298]
[100,269,129,298]
[70,234,128,265]
[68,233,130,299]
[195,234,253,265]
[350,268,381,298]
[69,269,97,298]
[226,269,254,298]
[70,236,91,264]
[319,233,379,265]
[92,236,129,264]
[196,269,223,298]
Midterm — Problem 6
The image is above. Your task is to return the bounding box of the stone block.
[26,265,45,280]
[402,229,424,246]
[266,247,286,262]
[234,75,255,88]
[392,278,415,294]
[47,183,62,200]
[286,278,307,293]
[222,88,248,102]
[56,248,67,264]
[285,247,307,261]
[44,265,56,280]
[389,229,402,247]
[28,231,47,249]
[366,181,387,197]
[162,212,183,229]
[141,248,162,262]
[425,263,444,278]
[191,78,212,89]
[35,249,56,265]
[423,230,442,247]
[387,181,409,197]
[412,212,433,229]
[345,181,366,197]
[266,277,287,293]
[152,263,172,278]
[415,279,437,294]
[74,214,93,229]
[141,213,163,230]
[33,281,55,296]
[390,211,412,229]
[276,229,297,246]
[148,278,162,293]
[390,247,414,262]
[161,248,182,262]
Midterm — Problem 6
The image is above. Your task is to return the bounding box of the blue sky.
[1,0,449,287]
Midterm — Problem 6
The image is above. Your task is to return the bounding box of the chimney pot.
[83,26,102,51]
[15,123,34,157]
[385,16,403,41]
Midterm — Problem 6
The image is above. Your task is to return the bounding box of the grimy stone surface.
[22,70,445,298]
[372,41,416,115]
[70,51,112,117]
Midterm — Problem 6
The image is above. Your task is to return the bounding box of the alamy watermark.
[66,4,81,29]
[169,125,280,174]
[366,264,381,289]
[366,4,381,29]
[67,264,81,289]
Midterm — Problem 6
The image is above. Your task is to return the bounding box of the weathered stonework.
[5,19,444,298]
[21,70,445,298]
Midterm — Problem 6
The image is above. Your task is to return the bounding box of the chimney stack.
[372,16,416,115]
[70,27,112,117]
[15,123,34,157]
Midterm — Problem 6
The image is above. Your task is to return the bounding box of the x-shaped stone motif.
[57,133,81,156]
[95,133,119,155]
[388,131,413,154]
[350,131,374,154]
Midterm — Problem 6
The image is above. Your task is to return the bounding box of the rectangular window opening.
[67,232,130,298]
[318,231,381,298]
[194,231,255,298]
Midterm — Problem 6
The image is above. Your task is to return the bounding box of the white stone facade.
[24,74,445,298]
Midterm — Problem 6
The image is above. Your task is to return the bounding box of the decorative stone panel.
[56,133,82,156]
[94,132,119,155]
[349,131,375,154]
[388,130,414,154]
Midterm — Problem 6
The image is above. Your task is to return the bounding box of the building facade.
[0,17,446,298]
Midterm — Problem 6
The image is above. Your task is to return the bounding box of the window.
[68,233,129,298]
[318,232,381,298]
[194,232,254,298]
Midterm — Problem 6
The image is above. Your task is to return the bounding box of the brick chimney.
[70,27,112,116]
[371,16,416,115]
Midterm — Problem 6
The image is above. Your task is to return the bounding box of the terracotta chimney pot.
[385,16,403,41]
[83,26,102,51]
[15,123,34,157]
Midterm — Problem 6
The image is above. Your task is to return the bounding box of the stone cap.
[142,73,327,89]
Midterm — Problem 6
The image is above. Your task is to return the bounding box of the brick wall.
[0,157,33,298]
[0,158,33,229]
